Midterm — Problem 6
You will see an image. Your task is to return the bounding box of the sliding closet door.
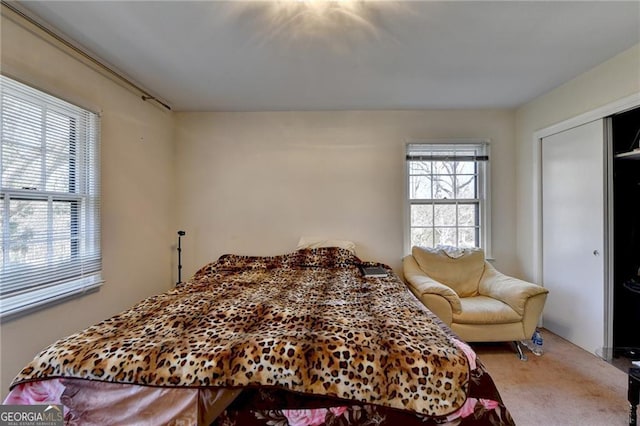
[542,119,606,353]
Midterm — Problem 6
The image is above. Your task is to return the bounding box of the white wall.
[0,11,176,398]
[175,110,517,277]
[515,44,640,281]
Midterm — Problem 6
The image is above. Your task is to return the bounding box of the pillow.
[434,244,466,259]
[411,246,485,297]
[296,237,356,254]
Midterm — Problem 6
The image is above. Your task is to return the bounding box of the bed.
[4,247,514,425]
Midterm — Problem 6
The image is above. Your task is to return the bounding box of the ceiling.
[16,1,640,112]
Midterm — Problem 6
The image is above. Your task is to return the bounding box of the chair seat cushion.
[453,296,522,325]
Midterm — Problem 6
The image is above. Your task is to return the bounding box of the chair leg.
[513,341,528,361]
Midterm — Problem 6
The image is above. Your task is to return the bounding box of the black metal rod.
[177,230,185,285]
[141,95,172,111]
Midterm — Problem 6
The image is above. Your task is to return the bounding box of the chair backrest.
[411,246,486,297]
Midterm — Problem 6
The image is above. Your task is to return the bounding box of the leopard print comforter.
[11,248,471,417]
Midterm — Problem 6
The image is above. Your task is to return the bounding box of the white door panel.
[542,120,604,353]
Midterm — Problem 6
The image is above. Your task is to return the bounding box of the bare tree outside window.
[0,75,101,320]
[2,96,77,272]
[406,143,488,252]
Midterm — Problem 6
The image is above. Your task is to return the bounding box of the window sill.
[0,275,103,323]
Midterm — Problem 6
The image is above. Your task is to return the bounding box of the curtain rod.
[1,0,172,111]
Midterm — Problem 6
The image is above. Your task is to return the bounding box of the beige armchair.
[403,246,549,360]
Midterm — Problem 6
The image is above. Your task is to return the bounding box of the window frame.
[0,75,102,321]
[404,140,491,256]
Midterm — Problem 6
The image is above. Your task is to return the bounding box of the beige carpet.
[472,329,633,426]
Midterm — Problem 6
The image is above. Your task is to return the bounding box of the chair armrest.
[402,256,462,314]
[479,262,549,316]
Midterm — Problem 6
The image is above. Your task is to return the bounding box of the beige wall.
[515,44,640,281]
[0,11,176,398]
[175,110,517,277]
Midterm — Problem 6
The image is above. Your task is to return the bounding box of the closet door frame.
[532,93,640,351]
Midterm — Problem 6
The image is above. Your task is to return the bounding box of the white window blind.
[406,141,490,254]
[0,75,102,320]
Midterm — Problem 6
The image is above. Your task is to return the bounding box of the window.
[406,141,490,254]
[0,76,101,320]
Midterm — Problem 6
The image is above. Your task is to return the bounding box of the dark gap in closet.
[611,106,640,349]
